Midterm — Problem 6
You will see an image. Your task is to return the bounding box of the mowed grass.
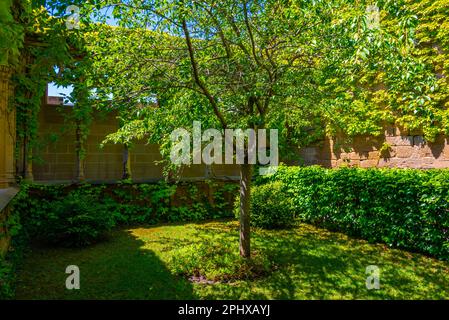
[15,220,449,299]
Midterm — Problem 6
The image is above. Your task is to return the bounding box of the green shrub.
[259,165,449,260]
[12,181,238,246]
[0,257,14,299]
[168,242,272,282]
[34,194,115,247]
[234,181,295,229]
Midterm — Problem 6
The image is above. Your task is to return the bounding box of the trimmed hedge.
[234,181,295,229]
[259,166,449,260]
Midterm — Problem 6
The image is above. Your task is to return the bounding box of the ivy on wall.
[1,1,94,179]
[322,0,449,143]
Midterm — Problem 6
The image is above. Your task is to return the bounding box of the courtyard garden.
[1,0,449,303]
[1,166,448,300]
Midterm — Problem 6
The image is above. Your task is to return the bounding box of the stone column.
[0,65,15,188]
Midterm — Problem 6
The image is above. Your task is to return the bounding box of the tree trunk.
[122,144,132,180]
[75,123,85,182]
[239,163,252,258]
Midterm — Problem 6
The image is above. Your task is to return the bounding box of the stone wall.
[0,66,16,188]
[34,102,449,181]
[31,103,240,182]
[298,127,449,169]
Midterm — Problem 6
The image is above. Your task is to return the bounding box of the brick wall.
[299,128,449,169]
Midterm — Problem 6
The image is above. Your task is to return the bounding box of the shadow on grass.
[184,222,449,299]
[14,220,449,300]
[15,229,195,300]
[260,226,449,299]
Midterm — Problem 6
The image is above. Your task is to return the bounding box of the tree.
[47,0,440,258]
[80,0,359,258]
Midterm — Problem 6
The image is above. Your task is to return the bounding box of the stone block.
[349,152,361,160]
[299,147,317,161]
[368,151,380,160]
[418,145,433,157]
[441,146,449,159]
[360,160,378,168]
[432,160,449,168]
[57,154,76,163]
[48,143,68,154]
[393,146,415,158]
[385,136,414,146]
[413,136,425,146]
[348,159,361,167]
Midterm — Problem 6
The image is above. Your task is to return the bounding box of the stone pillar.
[0,65,15,188]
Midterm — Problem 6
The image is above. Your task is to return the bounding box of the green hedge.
[11,181,238,247]
[259,166,449,260]
[234,181,296,229]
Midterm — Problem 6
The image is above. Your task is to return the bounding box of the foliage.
[7,0,447,258]
[67,0,448,154]
[2,1,93,178]
[0,221,24,300]
[11,181,238,242]
[32,193,115,247]
[0,257,15,299]
[84,1,364,156]
[6,0,445,165]
[234,181,295,229]
[260,165,449,260]
[0,197,25,300]
[395,0,449,140]
[0,0,26,65]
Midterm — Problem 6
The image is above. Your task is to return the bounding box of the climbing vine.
[0,1,92,179]
[320,0,449,142]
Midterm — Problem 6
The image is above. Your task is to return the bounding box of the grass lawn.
[15,220,449,299]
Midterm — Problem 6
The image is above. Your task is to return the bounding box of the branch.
[181,18,227,129]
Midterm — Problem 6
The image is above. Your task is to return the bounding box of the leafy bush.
[0,257,14,299]
[234,181,295,229]
[33,194,115,247]
[259,165,449,260]
[11,181,238,247]
[168,242,272,282]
